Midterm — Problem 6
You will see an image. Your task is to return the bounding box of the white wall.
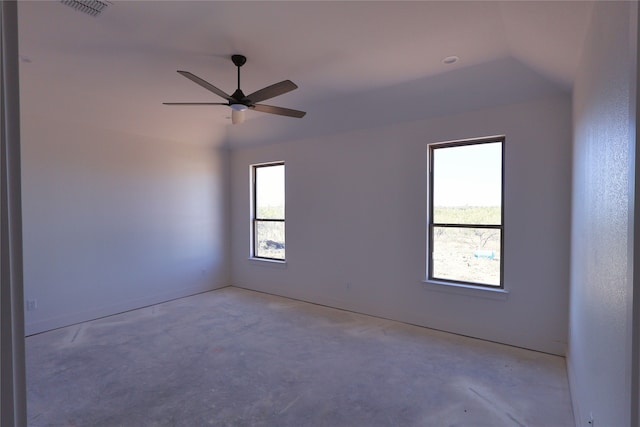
[568,2,638,426]
[231,93,572,355]
[21,115,230,335]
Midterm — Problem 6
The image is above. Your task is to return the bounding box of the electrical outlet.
[26,299,37,311]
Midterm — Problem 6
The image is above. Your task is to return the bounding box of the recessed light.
[442,55,459,65]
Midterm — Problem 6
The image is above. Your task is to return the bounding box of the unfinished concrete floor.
[26,287,573,426]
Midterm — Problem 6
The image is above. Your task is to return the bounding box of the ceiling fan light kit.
[231,109,245,124]
[164,54,306,124]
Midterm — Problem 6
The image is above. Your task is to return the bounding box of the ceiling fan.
[164,54,306,124]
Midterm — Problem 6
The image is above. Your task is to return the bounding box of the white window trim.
[422,279,509,301]
[248,257,287,267]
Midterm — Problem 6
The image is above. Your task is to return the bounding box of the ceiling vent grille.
[60,0,110,17]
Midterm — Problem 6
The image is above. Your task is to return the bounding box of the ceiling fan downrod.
[231,54,247,102]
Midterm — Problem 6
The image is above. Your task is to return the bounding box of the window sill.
[422,279,509,301]
[248,257,287,268]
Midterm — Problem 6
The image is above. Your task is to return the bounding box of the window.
[428,137,504,288]
[252,162,285,261]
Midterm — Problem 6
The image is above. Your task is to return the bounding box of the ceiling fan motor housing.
[230,89,251,107]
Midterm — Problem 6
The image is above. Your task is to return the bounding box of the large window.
[428,137,504,288]
[252,162,285,261]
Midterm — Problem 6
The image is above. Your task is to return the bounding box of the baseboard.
[566,350,581,427]
[25,283,231,336]
[231,283,566,357]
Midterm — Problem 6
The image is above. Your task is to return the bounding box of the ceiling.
[17,1,593,148]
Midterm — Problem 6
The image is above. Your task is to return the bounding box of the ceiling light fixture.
[442,55,459,65]
[231,109,245,124]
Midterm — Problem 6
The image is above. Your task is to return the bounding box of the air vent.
[60,0,110,17]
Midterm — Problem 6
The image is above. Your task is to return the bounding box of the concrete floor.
[26,287,574,426]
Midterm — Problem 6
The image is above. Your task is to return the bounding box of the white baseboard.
[25,283,231,336]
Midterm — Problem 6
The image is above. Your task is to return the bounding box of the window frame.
[427,136,505,289]
[251,161,285,262]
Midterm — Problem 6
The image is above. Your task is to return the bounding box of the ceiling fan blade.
[163,102,228,105]
[246,80,298,103]
[251,104,306,118]
[176,71,234,101]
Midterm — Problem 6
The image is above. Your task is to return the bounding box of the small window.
[252,162,285,261]
[428,137,504,287]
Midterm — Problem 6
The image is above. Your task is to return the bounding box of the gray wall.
[568,1,638,426]
[231,93,572,356]
[21,114,230,335]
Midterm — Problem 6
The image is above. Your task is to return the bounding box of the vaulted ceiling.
[18,1,592,147]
